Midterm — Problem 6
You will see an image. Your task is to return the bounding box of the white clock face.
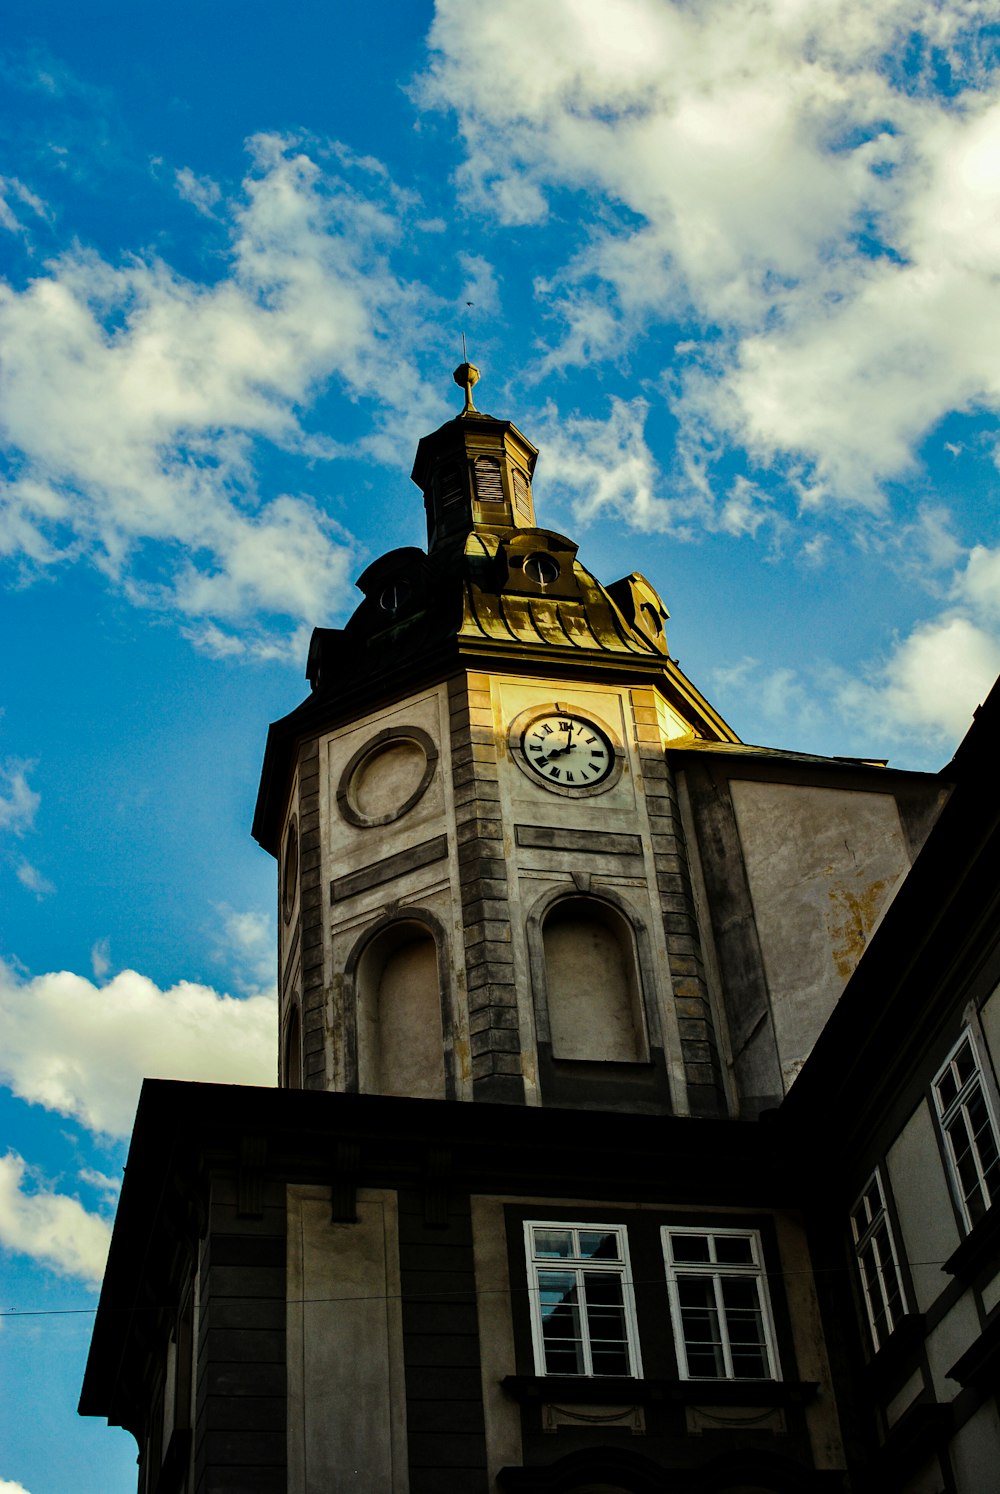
[521,711,614,788]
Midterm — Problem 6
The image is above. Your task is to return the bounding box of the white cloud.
[0,1479,34,1494]
[0,1151,111,1284]
[421,0,1000,508]
[840,613,1000,746]
[0,760,39,835]
[536,396,673,530]
[0,961,276,1137]
[961,543,1000,619]
[714,539,1000,756]
[0,133,441,650]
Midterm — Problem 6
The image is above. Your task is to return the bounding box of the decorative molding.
[335,724,439,829]
[330,834,448,902]
[515,824,643,856]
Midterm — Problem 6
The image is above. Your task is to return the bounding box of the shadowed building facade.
[81,370,1000,1493]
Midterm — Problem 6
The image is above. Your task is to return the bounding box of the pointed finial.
[453,361,480,416]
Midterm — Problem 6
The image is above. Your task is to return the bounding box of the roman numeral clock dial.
[509,705,622,797]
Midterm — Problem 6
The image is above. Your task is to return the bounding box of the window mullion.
[871,1232,892,1325]
[714,1272,734,1379]
[960,1093,990,1200]
[578,1267,594,1377]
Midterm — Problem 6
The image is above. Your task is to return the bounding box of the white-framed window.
[933,1030,1000,1231]
[524,1222,642,1377]
[662,1226,779,1381]
[850,1170,907,1352]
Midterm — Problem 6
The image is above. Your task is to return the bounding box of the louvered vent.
[438,464,465,511]
[512,467,532,519]
[474,456,504,505]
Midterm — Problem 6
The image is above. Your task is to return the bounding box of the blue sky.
[2,2,1000,1489]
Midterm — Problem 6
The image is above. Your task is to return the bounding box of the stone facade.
[81,378,1000,1494]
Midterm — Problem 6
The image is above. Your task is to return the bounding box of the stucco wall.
[885,1100,961,1314]
[286,1185,408,1493]
[730,780,910,1089]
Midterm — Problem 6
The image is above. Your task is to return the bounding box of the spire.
[453,360,480,416]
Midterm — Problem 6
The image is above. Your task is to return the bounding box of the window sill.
[864,1312,927,1396]
[942,1202,1000,1282]
[947,1313,1000,1390]
[501,1375,818,1407]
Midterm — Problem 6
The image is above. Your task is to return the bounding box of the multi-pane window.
[662,1227,778,1381]
[933,1031,1000,1230]
[850,1170,907,1351]
[524,1223,641,1377]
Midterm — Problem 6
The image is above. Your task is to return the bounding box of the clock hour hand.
[543,725,575,761]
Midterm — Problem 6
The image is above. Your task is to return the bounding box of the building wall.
[676,756,946,1116]
[286,1184,408,1492]
[277,671,735,1118]
[835,971,1000,1492]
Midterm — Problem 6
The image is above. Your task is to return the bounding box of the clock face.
[520,711,614,789]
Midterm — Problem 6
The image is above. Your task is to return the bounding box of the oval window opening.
[523,552,560,586]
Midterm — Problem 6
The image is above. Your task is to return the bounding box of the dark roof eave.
[253,642,735,854]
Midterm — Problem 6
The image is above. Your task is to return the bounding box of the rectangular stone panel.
[513,825,643,855]
[330,834,448,901]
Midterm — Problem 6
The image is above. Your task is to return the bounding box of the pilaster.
[449,672,525,1104]
[296,738,326,1090]
[631,689,726,1117]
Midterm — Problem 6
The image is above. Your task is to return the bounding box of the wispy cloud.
[0,176,49,236]
[15,861,54,899]
[90,939,111,979]
[211,905,276,994]
[536,396,672,530]
[712,542,1000,761]
[0,760,40,836]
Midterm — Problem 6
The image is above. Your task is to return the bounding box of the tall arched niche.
[540,895,648,1063]
[352,914,450,1100]
[525,884,673,1113]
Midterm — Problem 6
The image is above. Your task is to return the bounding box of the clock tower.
[253,363,740,1120]
[85,363,983,1494]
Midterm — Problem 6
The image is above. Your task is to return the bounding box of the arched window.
[541,897,646,1063]
[356,920,447,1099]
[284,1004,302,1089]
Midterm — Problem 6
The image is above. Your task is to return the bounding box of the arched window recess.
[343,908,455,1102]
[526,884,671,1113]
